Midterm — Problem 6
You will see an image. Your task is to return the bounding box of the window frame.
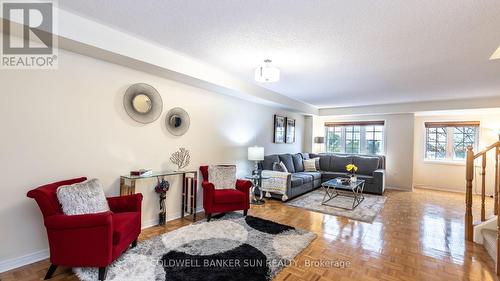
[324,121,386,155]
[423,122,480,163]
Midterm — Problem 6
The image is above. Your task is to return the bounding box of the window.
[424,121,479,161]
[325,121,385,155]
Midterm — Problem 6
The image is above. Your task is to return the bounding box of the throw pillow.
[303,159,318,172]
[56,178,110,215]
[208,165,237,189]
[313,157,320,170]
[272,161,288,173]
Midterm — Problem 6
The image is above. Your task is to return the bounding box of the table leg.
[181,174,186,219]
[193,172,197,221]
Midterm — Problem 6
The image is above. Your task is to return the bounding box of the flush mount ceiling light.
[254,59,280,82]
[490,46,500,60]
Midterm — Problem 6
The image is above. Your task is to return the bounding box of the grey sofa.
[259,153,385,200]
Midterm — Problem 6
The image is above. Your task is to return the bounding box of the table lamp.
[248,146,264,173]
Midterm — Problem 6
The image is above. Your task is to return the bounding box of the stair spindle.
[465,146,474,241]
[481,154,486,221]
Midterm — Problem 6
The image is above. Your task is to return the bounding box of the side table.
[245,174,270,205]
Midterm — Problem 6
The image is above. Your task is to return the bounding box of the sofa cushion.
[279,154,295,173]
[303,159,317,172]
[331,155,353,173]
[56,178,110,215]
[113,212,140,245]
[272,162,288,173]
[292,153,304,172]
[353,156,380,175]
[317,155,331,171]
[300,153,310,160]
[208,165,236,189]
[213,189,245,204]
[262,155,280,170]
[292,173,313,183]
[291,176,304,187]
[296,172,321,180]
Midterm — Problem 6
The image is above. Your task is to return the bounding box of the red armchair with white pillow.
[27,177,143,280]
[199,165,252,221]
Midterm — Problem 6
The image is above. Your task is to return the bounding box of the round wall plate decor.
[123,83,163,124]
[165,107,190,136]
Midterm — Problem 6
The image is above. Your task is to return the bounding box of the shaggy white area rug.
[74,213,316,281]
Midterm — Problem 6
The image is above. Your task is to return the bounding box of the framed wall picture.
[273,115,286,143]
[285,118,296,143]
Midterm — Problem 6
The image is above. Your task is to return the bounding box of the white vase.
[350,175,357,183]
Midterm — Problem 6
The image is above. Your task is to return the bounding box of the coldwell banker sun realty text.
[1,0,58,69]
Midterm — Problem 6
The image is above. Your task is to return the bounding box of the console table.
[120,170,198,221]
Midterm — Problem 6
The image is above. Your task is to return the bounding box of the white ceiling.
[59,0,500,109]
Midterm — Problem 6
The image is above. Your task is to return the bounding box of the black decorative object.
[123,83,163,124]
[155,177,170,225]
[165,107,190,136]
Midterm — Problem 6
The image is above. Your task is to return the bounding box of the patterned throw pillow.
[272,161,288,173]
[208,165,237,189]
[303,159,318,172]
[56,178,110,215]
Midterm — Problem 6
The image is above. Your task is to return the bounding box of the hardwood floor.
[1,188,497,281]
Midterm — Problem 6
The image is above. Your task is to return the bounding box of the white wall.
[312,114,415,190]
[0,49,305,267]
[413,111,500,194]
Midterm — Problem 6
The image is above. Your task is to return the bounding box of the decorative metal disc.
[165,107,190,136]
[123,83,163,124]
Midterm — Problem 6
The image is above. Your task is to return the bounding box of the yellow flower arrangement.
[345,164,358,173]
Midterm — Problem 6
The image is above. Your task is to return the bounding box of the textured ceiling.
[59,0,500,108]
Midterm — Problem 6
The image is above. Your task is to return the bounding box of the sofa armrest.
[107,193,143,213]
[44,211,113,230]
[373,169,385,193]
[235,179,252,194]
[44,212,114,266]
[261,170,291,179]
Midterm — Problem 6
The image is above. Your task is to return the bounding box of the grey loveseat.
[259,153,385,200]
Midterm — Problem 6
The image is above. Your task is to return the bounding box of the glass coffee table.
[321,178,365,210]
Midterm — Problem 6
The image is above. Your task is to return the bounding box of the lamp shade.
[314,137,325,144]
[248,146,264,161]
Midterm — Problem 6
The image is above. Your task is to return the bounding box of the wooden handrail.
[474,141,500,159]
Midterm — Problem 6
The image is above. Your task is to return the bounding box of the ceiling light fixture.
[254,59,280,82]
[490,46,500,60]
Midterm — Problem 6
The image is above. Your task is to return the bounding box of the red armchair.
[27,177,143,280]
[200,165,252,221]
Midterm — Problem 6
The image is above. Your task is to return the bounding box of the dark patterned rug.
[74,213,316,281]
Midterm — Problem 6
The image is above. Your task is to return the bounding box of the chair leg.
[243,209,248,216]
[98,266,107,281]
[206,213,211,222]
[132,239,138,248]
[44,264,58,280]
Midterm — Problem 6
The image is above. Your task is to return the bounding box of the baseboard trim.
[0,207,205,273]
[413,185,493,197]
[0,249,49,273]
[385,186,412,191]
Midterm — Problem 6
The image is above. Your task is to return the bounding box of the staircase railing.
[465,141,500,272]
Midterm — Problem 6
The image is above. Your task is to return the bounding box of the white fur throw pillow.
[57,178,110,215]
[303,159,318,172]
[208,165,237,190]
